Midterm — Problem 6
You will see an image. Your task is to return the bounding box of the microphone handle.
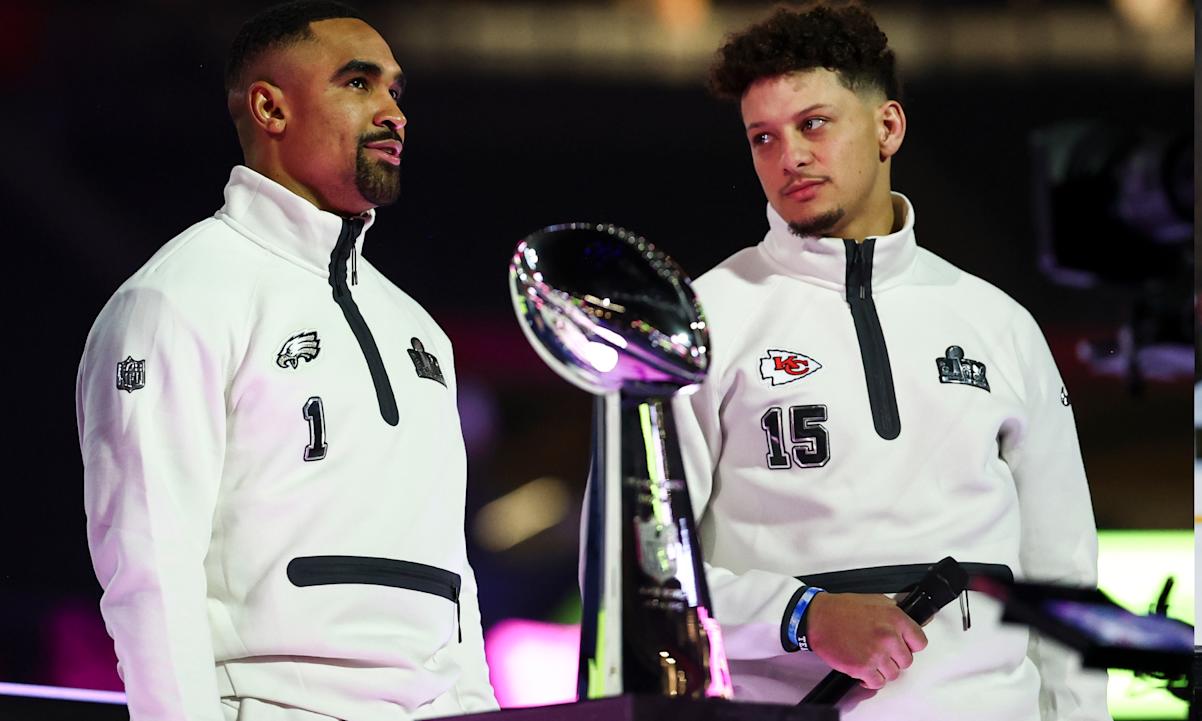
[799,589,940,706]
[800,670,857,705]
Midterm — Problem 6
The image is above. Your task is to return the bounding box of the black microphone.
[799,557,969,706]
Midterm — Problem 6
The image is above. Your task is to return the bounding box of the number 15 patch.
[760,405,830,469]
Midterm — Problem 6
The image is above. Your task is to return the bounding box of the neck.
[243,151,366,218]
[839,186,899,241]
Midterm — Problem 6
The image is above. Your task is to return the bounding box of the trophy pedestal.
[0,689,128,721]
[443,695,837,721]
[0,689,838,721]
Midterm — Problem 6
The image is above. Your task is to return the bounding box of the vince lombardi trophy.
[509,223,733,700]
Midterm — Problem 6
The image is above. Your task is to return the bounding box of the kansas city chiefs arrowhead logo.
[759,349,822,386]
[277,331,320,369]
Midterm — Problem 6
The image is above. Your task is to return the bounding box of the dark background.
[0,0,1193,703]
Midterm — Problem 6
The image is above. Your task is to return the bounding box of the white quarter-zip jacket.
[675,194,1112,720]
[77,166,498,721]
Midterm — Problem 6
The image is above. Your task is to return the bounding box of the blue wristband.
[787,586,825,652]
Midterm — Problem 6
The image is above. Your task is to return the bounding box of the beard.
[354,134,402,207]
[787,208,845,238]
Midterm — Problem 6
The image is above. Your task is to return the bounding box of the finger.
[859,669,887,690]
[894,638,915,669]
[879,658,902,682]
[901,620,928,652]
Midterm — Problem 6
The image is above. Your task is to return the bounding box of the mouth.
[364,139,403,165]
[782,178,825,201]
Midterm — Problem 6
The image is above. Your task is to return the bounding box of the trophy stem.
[578,391,733,700]
[578,392,625,700]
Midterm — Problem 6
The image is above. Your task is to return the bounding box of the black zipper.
[288,555,462,642]
[844,239,901,440]
[329,219,400,426]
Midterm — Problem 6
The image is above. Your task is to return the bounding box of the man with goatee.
[77,3,496,719]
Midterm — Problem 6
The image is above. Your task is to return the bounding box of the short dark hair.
[708,2,900,102]
[225,0,364,92]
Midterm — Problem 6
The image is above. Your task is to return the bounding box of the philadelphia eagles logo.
[277,331,320,369]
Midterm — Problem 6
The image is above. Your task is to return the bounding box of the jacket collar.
[759,192,918,292]
[215,165,375,277]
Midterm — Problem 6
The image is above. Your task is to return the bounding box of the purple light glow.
[43,599,123,691]
[484,619,579,707]
[696,606,734,699]
[0,682,126,705]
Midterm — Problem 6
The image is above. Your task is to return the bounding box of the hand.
[804,592,928,690]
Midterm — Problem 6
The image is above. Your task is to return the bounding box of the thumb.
[900,619,928,653]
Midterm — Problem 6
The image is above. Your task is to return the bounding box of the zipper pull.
[351,245,359,286]
[959,590,972,631]
[857,241,868,299]
[454,586,462,643]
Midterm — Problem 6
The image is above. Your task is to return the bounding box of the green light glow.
[1095,529,1193,720]
[588,609,606,699]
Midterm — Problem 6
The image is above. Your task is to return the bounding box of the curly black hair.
[225,1,364,92]
[708,2,900,102]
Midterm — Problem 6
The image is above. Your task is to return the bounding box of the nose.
[781,133,812,173]
[377,107,407,137]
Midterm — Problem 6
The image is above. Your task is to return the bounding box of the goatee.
[355,136,402,207]
[788,208,845,238]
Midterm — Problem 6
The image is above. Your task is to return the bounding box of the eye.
[389,88,401,102]
[750,132,773,147]
[347,77,368,90]
[802,117,828,131]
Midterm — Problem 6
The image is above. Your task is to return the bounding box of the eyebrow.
[331,59,406,92]
[745,103,832,131]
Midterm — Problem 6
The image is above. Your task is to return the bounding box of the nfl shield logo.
[634,516,681,585]
[116,356,146,393]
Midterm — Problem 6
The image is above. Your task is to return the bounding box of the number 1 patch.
[303,397,328,462]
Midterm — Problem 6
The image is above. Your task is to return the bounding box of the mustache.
[360,129,403,146]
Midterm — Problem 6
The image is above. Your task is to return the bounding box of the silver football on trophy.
[509,223,709,395]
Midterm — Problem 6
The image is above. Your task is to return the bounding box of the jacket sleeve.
[1000,309,1112,721]
[432,339,498,713]
[76,287,227,721]
[445,559,499,712]
[673,378,807,661]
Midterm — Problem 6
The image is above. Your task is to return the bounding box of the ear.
[247,80,288,136]
[876,100,906,162]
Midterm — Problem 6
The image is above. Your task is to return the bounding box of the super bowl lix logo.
[935,345,990,392]
[759,349,823,387]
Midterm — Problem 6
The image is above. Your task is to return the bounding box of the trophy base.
[439,694,838,721]
[0,689,839,721]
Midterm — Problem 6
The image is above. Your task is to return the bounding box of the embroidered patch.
[116,356,146,393]
[1060,386,1071,406]
[277,331,320,369]
[408,338,446,386]
[936,346,990,392]
[759,349,823,386]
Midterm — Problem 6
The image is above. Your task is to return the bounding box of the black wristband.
[780,586,809,653]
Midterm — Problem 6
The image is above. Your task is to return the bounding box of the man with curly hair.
[674,2,1111,718]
